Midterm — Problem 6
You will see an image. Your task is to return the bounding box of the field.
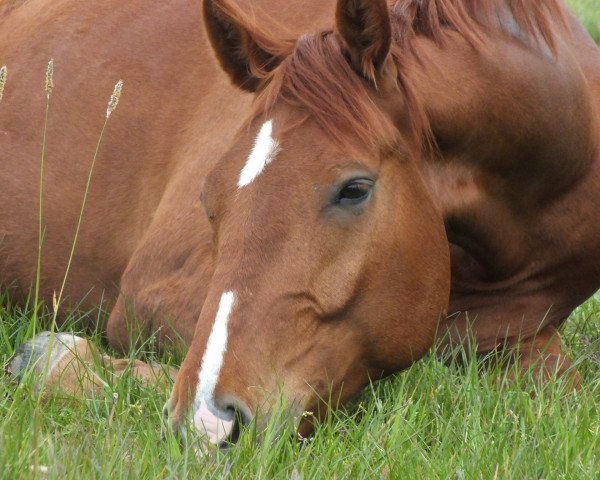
[1,2,600,479]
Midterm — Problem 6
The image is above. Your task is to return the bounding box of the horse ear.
[335,0,392,84]
[203,0,285,92]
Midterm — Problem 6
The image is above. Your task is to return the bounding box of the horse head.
[166,0,450,447]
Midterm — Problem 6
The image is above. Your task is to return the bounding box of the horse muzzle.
[164,396,252,450]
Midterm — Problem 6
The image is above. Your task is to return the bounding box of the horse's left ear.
[203,0,287,92]
[335,0,392,84]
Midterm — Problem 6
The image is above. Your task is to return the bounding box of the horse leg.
[505,325,581,389]
[6,332,177,401]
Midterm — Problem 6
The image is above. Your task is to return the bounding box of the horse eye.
[336,180,373,206]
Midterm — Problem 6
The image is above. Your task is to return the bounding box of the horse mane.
[250,0,567,151]
[391,0,566,52]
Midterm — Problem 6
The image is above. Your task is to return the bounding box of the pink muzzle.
[192,399,234,445]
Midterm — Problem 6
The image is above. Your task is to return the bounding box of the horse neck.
[406,15,599,282]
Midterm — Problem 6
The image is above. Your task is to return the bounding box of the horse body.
[0,0,237,310]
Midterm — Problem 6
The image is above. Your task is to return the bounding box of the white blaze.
[193,291,236,444]
[238,119,280,188]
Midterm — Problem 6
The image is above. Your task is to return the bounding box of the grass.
[1,2,600,479]
[1,295,598,479]
[567,0,600,42]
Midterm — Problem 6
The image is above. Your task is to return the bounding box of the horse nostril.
[234,407,251,427]
[214,398,253,448]
[221,398,252,426]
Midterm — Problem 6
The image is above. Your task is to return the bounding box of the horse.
[4,0,600,447]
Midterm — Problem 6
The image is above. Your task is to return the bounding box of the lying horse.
[4,0,600,446]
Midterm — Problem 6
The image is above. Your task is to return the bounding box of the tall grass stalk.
[34,78,124,404]
[31,60,53,335]
[0,65,7,103]
[53,79,123,319]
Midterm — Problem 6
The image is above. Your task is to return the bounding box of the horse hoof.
[5,332,87,392]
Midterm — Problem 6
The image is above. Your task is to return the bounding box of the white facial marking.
[195,291,236,416]
[192,291,236,445]
[237,119,280,188]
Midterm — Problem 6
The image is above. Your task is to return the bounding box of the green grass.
[1,2,600,479]
[567,0,600,42]
[1,295,599,479]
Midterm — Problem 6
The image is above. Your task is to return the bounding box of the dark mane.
[250,0,567,150]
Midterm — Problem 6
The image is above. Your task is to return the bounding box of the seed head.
[45,59,54,98]
[106,80,123,118]
[0,65,7,103]
[52,290,58,314]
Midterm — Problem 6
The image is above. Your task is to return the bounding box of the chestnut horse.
[4,0,600,447]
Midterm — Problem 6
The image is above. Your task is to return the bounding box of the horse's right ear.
[203,0,287,92]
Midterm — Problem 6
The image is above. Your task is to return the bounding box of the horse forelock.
[255,32,410,152]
